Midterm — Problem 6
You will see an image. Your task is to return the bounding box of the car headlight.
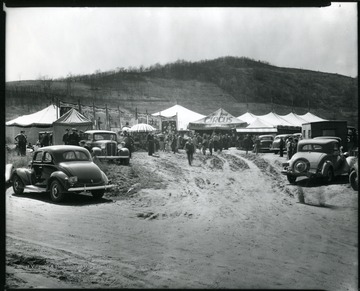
[117,144,123,150]
[68,176,78,184]
[100,144,106,149]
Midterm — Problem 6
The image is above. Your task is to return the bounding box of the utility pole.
[118,105,122,129]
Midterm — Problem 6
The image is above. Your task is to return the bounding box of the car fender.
[100,170,109,184]
[12,168,32,185]
[321,160,334,176]
[346,156,357,171]
[118,147,129,157]
[48,171,69,190]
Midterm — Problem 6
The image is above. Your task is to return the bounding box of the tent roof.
[236,128,278,133]
[298,112,327,123]
[237,112,257,124]
[246,118,275,129]
[279,112,308,127]
[53,108,92,125]
[256,112,297,127]
[151,104,206,130]
[6,104,60,127]
[188,108,247,130]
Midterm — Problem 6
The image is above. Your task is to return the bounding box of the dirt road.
[6,148,358,289]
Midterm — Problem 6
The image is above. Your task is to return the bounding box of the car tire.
[91,189,105,199]
[12,174,25,195]
[274,151,278,154]
[50,180,65,203]
[325,167,334,184]
[124,158,130,166]
[287,175,297,184]
[349,170,358,191]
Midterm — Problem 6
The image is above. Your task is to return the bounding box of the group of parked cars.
[8,129,131,203]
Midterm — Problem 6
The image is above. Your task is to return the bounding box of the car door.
[32,151,44,184]
[40,151,57,185]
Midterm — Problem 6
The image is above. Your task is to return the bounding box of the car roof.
[298,138,339,145]
[36,145,88,153]
[274,134,292,138]
[259,135,274,138]
[85,130,116,134]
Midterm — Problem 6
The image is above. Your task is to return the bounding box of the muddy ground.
[5,148,358,289]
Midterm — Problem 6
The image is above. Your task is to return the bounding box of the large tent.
[236,118,277,134]
[188,108,247,130]
[151,104,206,131]
[280,112,308,127]
[52,108,93,145]
[298,112,327,123]
[237,112,258,125]
[6,104,60,144]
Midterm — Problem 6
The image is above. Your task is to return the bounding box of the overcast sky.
[5,4,358,82]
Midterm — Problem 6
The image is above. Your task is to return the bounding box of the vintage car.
[270,134,292,154]
[83,130,130,164]
[349,160,358,191]
[255,135,274,152]
[11,145,114,202]
[281,138,357,184]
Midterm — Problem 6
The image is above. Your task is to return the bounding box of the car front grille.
[106,143,116,156]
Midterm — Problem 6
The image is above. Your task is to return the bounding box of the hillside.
[5,56,358,126]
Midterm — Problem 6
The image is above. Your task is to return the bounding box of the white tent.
[53,108,93,145]
[151,104,206,131]
[279,112,308,127]
[256,112,295,127]
[298,112,327,123]
[237,112,258,125]
[236,118,277,133]
[6,104,60,144]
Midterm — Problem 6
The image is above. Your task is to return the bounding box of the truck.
[301,120,348,151]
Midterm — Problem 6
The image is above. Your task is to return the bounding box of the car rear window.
[61,150,91,161]
[299,144,323,152]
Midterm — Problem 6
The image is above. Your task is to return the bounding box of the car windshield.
[298,144,323,152]
[57,150,91,162]
[93,133,117,141]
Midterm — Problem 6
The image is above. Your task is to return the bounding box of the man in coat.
[62,129,70,145]
[185,138,195,166]
[15,130,27,156]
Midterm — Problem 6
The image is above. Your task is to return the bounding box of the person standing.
[213,132,219,152]
[286,137,293,160]
[279,137,285,157]
[147,132,155,156]
[243,135,252,154]
[185,138,195,166]
[202,134,209,155]
[254,136,260,155]
[208,136,214,155]
[292,138,298,155]
[15,130,27,156]
[41,132,50,147]
[68,128,80,146]
[62,129,70,145]
[124,131,134,158]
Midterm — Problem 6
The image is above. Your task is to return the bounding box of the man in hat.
[15,130,27,156]
[62,129,70,145]
[185,137,195,166]
[68,128,80,146]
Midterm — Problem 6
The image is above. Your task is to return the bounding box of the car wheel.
[91,189,105,199]
[325,167,334,184]
[50,180,65,203]
[287,175,296,184]
[349,170,358,191]
[274,151,278,154]
[12,174,25,195]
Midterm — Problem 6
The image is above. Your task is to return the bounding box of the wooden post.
[105,104,109,130]
[78,99,82,113]
[92,99,96,129]
[118,105,122,129]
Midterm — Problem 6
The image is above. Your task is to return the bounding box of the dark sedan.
[11,145,114,202]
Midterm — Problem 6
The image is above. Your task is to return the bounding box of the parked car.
[281,138,357,184]
[255,135,274,152]
[349,160,358,191]
[83,130,130,165]
[270,134,292,154]
[11,145,114,202]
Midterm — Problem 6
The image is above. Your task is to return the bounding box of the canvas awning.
[188,108,247,130]
[236,118,277,133]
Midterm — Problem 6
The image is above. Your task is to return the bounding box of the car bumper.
[67,184,115,192]
[96,155,129,160]
[281,169,318,178]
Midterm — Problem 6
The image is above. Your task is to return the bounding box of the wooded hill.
[5,56,358,126]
